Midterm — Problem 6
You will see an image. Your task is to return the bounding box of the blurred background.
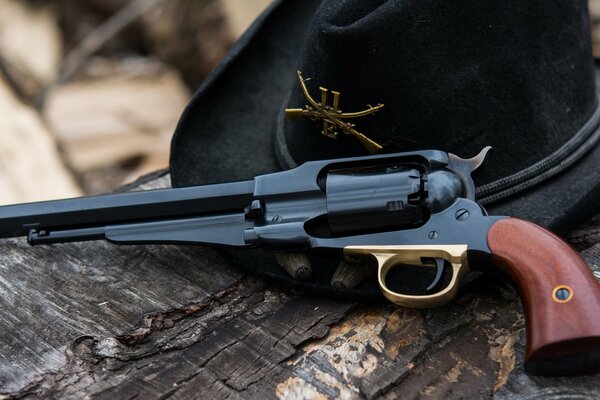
[0,0,600,205]
[0,0,270,204]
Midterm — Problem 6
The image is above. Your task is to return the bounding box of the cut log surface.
[0,78,81,205]
[43,65,190,173]
[0,174,599,399]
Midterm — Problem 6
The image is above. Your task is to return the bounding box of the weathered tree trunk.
[0,173,599,399]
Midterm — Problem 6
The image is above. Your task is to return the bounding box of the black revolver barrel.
[0,150,467,249]
[0,180,255,239]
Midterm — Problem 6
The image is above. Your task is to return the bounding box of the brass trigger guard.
[343,245,469,308]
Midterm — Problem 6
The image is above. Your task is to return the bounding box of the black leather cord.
[477,102,600,205]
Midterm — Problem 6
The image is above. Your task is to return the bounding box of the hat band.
[477,100,600,205]
[274,94,600,205]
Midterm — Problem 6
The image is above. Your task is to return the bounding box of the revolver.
[0,148,599,376]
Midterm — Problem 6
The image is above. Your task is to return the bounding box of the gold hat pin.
[285,71,384,153]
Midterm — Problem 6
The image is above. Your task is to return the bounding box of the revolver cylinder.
[325,165,427,234]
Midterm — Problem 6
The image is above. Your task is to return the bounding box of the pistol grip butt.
[487,218,600,376]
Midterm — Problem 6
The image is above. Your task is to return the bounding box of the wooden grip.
[487,218,600,375]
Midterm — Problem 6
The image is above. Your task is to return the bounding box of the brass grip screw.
[552,285,573,303]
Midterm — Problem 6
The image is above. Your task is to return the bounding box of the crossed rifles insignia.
[285,71,385,153]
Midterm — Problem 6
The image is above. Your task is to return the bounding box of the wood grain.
[488,218,600,375]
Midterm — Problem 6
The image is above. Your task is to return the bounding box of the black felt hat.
[170,0,600,295]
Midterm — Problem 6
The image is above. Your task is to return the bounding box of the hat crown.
[282,0,597,184]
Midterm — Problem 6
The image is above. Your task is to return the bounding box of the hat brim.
[170,0,600,297]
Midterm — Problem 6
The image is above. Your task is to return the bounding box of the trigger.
[426,258,447,293]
